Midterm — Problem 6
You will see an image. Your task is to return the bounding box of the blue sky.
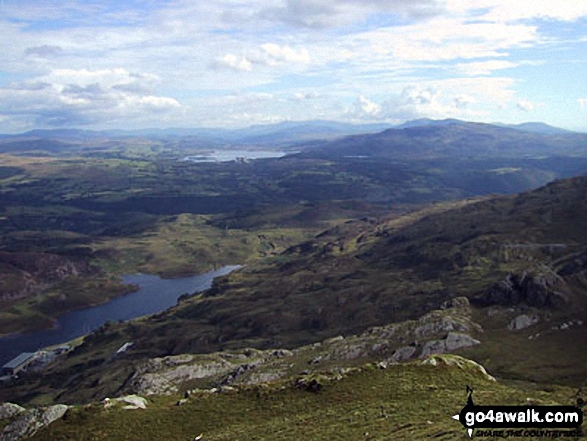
[0,0,586,132]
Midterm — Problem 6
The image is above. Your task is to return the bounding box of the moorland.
[0,119,586,439]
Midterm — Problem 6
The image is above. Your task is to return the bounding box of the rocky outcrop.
[0,404,24,421]
[0,404,68,441]
[479,267,567,308]
[129,354,238,395]
[125,298,483,395]
[419,332,480,358]
[389,346,417,362]
[420,354,496,381]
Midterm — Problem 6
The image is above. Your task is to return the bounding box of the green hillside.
[3,175,586,409]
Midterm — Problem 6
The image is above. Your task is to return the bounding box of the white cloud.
[259,44,311,66]
[456,60,520,76]
[517,100,535,112]
[342,76,518,123]
[1,1,587,131]
[352,95,382,119]
[212,54,253,71]
[353,19,538,64]
[210,43,311,73]
[259,0,443,29]
[291,92,320,101]
[0,68,182,128]
[24,45,64,58]
[446,0,587,23]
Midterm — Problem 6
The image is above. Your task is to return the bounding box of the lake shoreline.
[0,265,241,365]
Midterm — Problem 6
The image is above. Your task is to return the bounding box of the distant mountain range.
[0,119,577,146]
[299,120,587,160]
[395,118,574,135]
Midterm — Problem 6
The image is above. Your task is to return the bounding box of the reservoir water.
[0,266,240,366]
[182,150,288,162]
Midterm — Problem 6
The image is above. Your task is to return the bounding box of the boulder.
[389,346,417,363]
[1,404,68,441]
[0,403,25,420]
[420,332,480,358]
[440,296,470,309]
[508,314,540,330]
[117,395,147,410]
[420,354,495,381]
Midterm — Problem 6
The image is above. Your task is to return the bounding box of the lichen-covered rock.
[508,314,540,330]
[389,346,417,363]
[118,395,147,410]
[245,370,287,385]
[0,403,25,421]
[420,354,496,381]
[130,357,237,395]
[420,332,480,358]
[0,404,68,441]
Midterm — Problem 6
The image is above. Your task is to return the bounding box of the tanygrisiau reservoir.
[0,266,240,366]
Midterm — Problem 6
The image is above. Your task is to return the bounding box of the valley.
[0,119,586,439]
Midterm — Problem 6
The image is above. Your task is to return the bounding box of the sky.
[0,0,586,133]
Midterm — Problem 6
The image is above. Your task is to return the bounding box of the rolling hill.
[299,120,587,160]
[3,174,585,407]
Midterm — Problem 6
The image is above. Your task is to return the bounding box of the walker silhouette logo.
[452,386,584,438]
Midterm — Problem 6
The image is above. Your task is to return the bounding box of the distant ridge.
[299,119,587,160]
[0,120,392,146]
[495,121,575,135]
[395,118,575,135]
[0,119,578,146]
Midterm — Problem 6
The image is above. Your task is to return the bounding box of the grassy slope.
[29,356,584,441]
[80,175,586,361]
[4,175,586,407]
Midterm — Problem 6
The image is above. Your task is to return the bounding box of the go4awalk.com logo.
[452,386,584,438]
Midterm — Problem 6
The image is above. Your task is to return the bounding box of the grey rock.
[389,346,417,363]
[420,332,480,358]
[508,314,540,330]
[271,349,293,358]
[440,296,470,309]
[0,403,25,420]
[481,268,567,308]
[420,354,496,382]
[1,404,68,441]
[308,356,323,365]
[130,357,236,395]
[245,370,286,385]
[117,395,147,410]
[414,316,470,337]
[445,332,480,351]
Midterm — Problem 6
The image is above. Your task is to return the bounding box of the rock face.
[129,355,238,395]
[420,332,480,358]
[508,314,540,330]
[480,268,567,308]
[125,298,483,395]
[389,346,417,362]
[0,404,68,441]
